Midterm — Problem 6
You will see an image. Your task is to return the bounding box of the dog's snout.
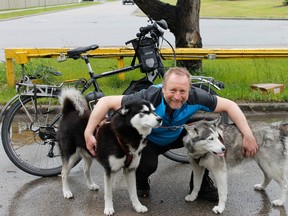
[222,146,226,152]
[156,116,162,124]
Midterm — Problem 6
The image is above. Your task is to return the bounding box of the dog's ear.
[119,106,129,115]
[210,117,221,127]
[184,124,198,138]
[216,126,224,139]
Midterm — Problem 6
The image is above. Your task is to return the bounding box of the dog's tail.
[59,87,88,116]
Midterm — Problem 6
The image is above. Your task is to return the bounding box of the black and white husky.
[183,118,288,214]
[57,88,162,216]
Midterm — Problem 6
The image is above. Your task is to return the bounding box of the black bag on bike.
[123,77,153,95]
[133,38,159,73]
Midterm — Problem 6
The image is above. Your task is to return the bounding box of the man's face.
[162,73,190,109]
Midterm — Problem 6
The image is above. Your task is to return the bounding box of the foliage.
[163,0,288,18]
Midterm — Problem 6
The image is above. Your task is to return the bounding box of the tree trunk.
[133,0,202,73]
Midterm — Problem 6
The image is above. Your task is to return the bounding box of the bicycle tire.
[1,95,64,176]
[162,84,228,163]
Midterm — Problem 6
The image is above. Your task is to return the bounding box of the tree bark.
[134,0,202,73]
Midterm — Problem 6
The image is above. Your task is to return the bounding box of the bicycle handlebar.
[136,19,168,38]
[139,23,156,35]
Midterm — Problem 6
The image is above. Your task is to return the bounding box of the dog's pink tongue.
[217,153,225,157]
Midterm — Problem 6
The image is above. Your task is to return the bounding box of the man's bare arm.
[214,96,258,157]
[84,95,123,156]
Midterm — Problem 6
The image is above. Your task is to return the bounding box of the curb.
[238,102,288,112]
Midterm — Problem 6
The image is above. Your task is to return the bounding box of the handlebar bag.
[133,38,159,73]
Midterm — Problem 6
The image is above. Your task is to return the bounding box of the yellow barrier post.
[117,56,126,81]
[5,58,15,86]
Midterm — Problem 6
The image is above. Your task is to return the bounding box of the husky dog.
[183,118,288,214]
[57,88,162,216]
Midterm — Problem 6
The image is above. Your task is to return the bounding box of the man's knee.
[137,156,158,176]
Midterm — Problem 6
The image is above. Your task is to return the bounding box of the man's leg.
[136,138,187,198]
[136,142,160,198]
[170,128,219,201]
[190,169,218,201]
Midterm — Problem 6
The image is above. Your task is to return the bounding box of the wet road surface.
[1,111,288,216]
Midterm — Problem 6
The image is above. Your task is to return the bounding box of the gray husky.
[183,118,288,214]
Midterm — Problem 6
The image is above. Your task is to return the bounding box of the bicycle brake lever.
[215,81,225,89]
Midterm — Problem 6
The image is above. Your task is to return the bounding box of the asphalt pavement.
[0,1,288,61]
[1,110,288,216]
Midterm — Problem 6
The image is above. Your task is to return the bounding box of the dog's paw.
[272,199,284,206]
[63,190,74,199]
[254,184,265,191]
[212,206,224,214]
[104,207,115,216]
[185,194,197,202]
[88,183,99,191]
[134,204,148,213]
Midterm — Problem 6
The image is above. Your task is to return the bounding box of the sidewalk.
[238,102,288,112]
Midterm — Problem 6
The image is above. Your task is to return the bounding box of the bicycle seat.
[67,44,99,59]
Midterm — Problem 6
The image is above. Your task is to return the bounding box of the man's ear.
[161,85,165,94]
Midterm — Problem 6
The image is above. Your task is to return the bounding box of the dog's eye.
[142,111,150,114]
[209,137,214,141]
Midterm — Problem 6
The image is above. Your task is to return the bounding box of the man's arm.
[214,96,258,157]
[84,95,123,156]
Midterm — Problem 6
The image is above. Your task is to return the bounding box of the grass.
[0,57,287,104]
[0,2,100,20]
[0,0,287,104]
[165,0,288,19]
[200,0,288,19]
[1,0,288,20]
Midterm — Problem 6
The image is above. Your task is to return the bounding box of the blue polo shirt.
[122,84,217,146]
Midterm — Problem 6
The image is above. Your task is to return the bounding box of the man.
[84,67,258,200]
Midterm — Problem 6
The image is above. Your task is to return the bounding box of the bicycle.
[0,19,225,177]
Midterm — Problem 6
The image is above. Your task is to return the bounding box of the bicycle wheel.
[1,95,63,176]
[162,84,228,163]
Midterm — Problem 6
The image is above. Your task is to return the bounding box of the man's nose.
[174,92,181,99]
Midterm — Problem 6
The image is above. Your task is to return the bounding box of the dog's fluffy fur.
[183,118,288,214]
[57,88,162,215]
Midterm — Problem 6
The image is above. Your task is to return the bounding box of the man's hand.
[242,135,258,157]
[85,133,97,157]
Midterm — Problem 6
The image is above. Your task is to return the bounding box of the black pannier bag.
[123,77,153,95]
[132,38,159,73]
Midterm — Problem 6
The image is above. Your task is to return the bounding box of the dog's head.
[116,99,162,137]
[183,118,226,157]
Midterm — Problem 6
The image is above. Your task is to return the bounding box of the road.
[0,1,288,61]
[1,112,288,216]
